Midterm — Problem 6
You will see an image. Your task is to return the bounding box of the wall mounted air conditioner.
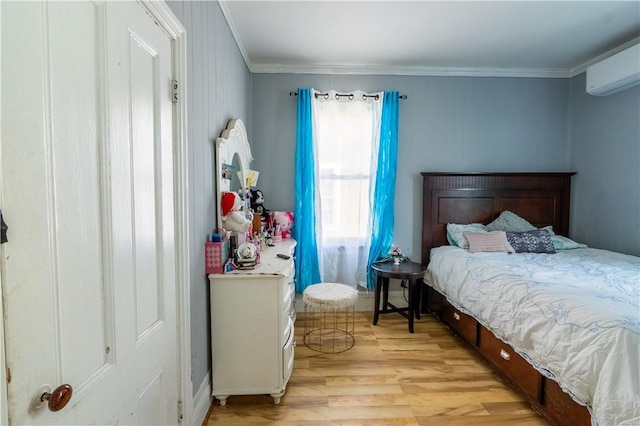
[586,43,640,96]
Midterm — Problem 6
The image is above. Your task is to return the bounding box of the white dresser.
[208,239,297,406]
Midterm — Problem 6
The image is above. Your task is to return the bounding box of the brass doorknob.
[41,384,73,412]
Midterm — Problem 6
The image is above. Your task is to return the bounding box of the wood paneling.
[165,0,252,396]
[421,172,574,264]
[203,313,548,425]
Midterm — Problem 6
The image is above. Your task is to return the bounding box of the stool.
[303,283,358,353]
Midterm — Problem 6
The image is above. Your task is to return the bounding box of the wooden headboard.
[421,172,575,265]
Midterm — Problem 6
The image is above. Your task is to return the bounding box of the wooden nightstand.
[371,261,426,333]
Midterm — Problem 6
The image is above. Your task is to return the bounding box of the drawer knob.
[453,312,460,321]
[500,349,511,361]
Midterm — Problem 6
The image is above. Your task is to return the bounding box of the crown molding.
[219,0,636,80]
[218,0,252,71]
[569,36,640,78]
[249,63,571,79]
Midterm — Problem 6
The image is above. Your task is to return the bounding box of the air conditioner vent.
[586,43,640,96]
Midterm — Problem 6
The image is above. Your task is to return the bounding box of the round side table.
[371,261,426,333]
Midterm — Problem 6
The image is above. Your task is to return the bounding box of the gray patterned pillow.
[505,230,556,253]
[486,211,537,232]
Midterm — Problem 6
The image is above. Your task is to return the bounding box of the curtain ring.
[324,93,329,100]
[349,94,354,100]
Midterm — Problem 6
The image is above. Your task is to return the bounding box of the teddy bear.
[250,189,269,217]
[221,191,253,233]
[272,211,294,239]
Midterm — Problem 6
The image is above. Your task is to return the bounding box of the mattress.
[425,246,640,426]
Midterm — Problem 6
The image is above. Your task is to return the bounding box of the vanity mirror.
[214,119,253,232]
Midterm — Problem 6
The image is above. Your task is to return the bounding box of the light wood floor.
[203,311,549,425]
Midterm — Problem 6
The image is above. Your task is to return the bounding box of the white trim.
[217,0,639,80]
[218,0,252,71]
[569,36,640,78]
[0,3,8,422]
[139,2,192,425]
[250,63,572,78]
[192,373,213,426]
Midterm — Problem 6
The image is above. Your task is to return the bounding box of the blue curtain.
[293,89,321,293]
[366,91,400,289]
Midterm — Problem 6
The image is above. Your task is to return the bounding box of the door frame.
[1,2,9,424]
[0,1,192,424]
[137,1,192,424]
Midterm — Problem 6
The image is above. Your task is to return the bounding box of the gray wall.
[568,73,640,256]
[167,1,251,395]
[252,74,571,261]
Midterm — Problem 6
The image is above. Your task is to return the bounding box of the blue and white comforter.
[426,246,640,426]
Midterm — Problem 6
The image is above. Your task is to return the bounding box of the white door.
[1,1,179,424]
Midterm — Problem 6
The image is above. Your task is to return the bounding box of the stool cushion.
[303,283,358,312]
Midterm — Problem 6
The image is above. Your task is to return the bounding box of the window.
[316,98,373,241]
[294,88,399,292]
[312,91,382,286]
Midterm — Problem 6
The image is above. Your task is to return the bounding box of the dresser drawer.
[281,295,293,344]
[288,284,296,323]
[441,299,477,345]
[478,326,541,400]
[282,321,295,383]
[281,272,294,298]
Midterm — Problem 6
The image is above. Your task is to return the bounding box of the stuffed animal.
[272,211,294,239]
[221,191,253,233]
[250,189,269,217]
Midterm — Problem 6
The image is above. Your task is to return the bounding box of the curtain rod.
[289,91,407,100]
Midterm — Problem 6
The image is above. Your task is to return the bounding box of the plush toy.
[272,211,294,239]
[250,189,269,217]
[221,191,253,233]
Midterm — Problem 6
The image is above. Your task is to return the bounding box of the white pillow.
[465,231,515,253]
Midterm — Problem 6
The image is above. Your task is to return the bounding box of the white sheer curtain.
[311,90,382,289]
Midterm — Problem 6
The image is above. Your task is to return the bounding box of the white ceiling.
[219,1,640,78]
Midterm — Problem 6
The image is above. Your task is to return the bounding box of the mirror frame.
[214,119,253,232]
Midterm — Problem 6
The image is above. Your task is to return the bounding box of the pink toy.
[272,211,294,239]
[221,191,252,233]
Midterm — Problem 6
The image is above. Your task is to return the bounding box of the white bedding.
[425,246,640,426]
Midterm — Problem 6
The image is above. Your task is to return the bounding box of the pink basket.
[205,237,229,274]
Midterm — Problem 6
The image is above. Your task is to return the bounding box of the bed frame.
[421,172,590,426]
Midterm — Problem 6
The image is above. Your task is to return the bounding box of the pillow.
[446,223,487,248]
[486,211,537,232]
[551,235,587,250]
[537,225,587,249]
[464,231,515,253]
[505,230,556,253]
[540,225,555,235]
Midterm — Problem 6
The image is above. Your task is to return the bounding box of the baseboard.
[295,288,409,312]
[192,372,212,426]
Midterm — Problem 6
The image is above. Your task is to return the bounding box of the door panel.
[129,28,163,339]
[48,1,110,393]
[1,1,178,424]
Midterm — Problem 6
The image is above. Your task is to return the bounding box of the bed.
[420,172,640,426]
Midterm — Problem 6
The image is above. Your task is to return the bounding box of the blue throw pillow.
[446,223,487,248]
